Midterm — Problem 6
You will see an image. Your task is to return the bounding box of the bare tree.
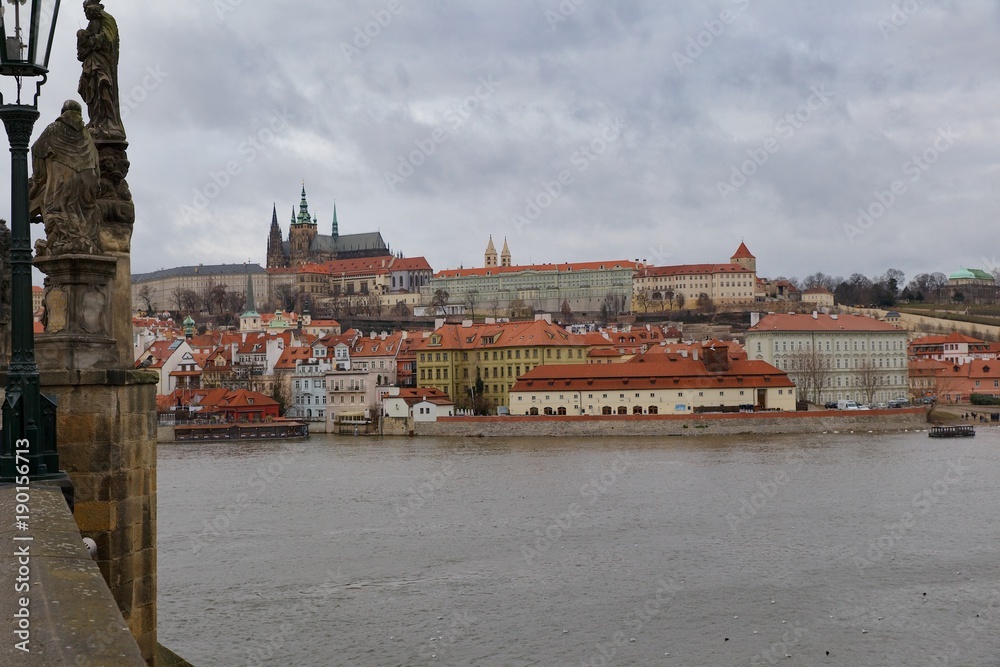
[137,285,155,314]
[508,298,532,319]
[171,287,185,312]
[855,357,887,406]
[180,289,200,314]
[223,291,246,314]
[464,289,480,319]
[273,284,295,312]
[674,292,686,311]
[788,348,832,404]
[210,283,229,314]
[560,299,573,323]
[488,297,501,319]
[391,300,410,317]
[634,288,651,313]
[429,289,450,315]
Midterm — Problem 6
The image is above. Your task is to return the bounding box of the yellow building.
[632,243,758,311]
[413,319,590,407]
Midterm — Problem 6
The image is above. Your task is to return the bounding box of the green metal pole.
[0,103,59,481]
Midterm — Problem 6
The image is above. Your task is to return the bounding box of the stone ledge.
[0,486,144,665]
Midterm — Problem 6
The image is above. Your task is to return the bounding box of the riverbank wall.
[414,408,928,438]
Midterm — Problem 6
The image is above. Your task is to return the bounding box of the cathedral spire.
[332,201,339,238]
[242,265,259,318]
[297,183,313,226]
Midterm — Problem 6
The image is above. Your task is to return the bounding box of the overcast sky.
[5,1,999,285]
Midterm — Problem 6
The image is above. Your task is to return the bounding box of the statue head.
[62,100,83,115]
[83,0,104,19]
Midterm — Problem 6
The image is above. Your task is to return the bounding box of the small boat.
[928,425,975,438]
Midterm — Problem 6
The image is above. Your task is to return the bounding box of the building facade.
[632,243,758,311]
[509,353,795,415]
[425,259,640,317]
[413,319,590,407]
[745,313,909,405]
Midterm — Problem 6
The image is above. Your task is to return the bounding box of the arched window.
[557,406,567,416]
[529,407,539,416]
[633,406,643,414]
[602,406,613,415]
[617,406,628,415]
[543,407,554,415]
[648,405,658,414]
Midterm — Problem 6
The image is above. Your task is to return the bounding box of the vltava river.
[158,430,1000,666]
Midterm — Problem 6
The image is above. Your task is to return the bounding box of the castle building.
[266,185,390,269]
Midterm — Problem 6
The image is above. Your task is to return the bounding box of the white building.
[745,313,909,405]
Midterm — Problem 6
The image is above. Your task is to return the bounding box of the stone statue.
[77,0,125,141]
[28,100,103,256]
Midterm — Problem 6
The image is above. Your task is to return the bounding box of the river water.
[158,430,1000,666]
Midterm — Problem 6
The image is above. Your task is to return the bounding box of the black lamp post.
[0,0,64,484]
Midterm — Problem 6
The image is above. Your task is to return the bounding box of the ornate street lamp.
[0,0,64,484]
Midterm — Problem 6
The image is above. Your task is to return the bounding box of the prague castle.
[266,185,391,269]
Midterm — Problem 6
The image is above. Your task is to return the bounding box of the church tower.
[332,202,339,238]
[731,241,756,273]
[500,237,511,267]
[485,236,498,268]
[266,204,287,269]
[289,184,318,267]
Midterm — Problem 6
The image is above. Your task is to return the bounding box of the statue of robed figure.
[28,100,103,256]
[77,0,125,141]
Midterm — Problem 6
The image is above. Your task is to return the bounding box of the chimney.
[435,318,445,329]
[680,349,688,358]
[484,317,496,325]
[692,348,698,361]
[812,311,818,319]
[462,320,473,328]
[750,312,761,328]
[381,332,387,340]
[370,331,376,339]
[830,314,838,320]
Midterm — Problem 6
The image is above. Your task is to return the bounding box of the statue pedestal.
[34,254,119,372]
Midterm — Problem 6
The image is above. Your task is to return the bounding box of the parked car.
[873,402,888,409]
[824,401,839,409]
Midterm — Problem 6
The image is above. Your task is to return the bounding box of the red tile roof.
[511,357,792,392]
[435,260,640,279]
[750,313,901,333]
[731,242,755,259]
[639,263,751,278]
